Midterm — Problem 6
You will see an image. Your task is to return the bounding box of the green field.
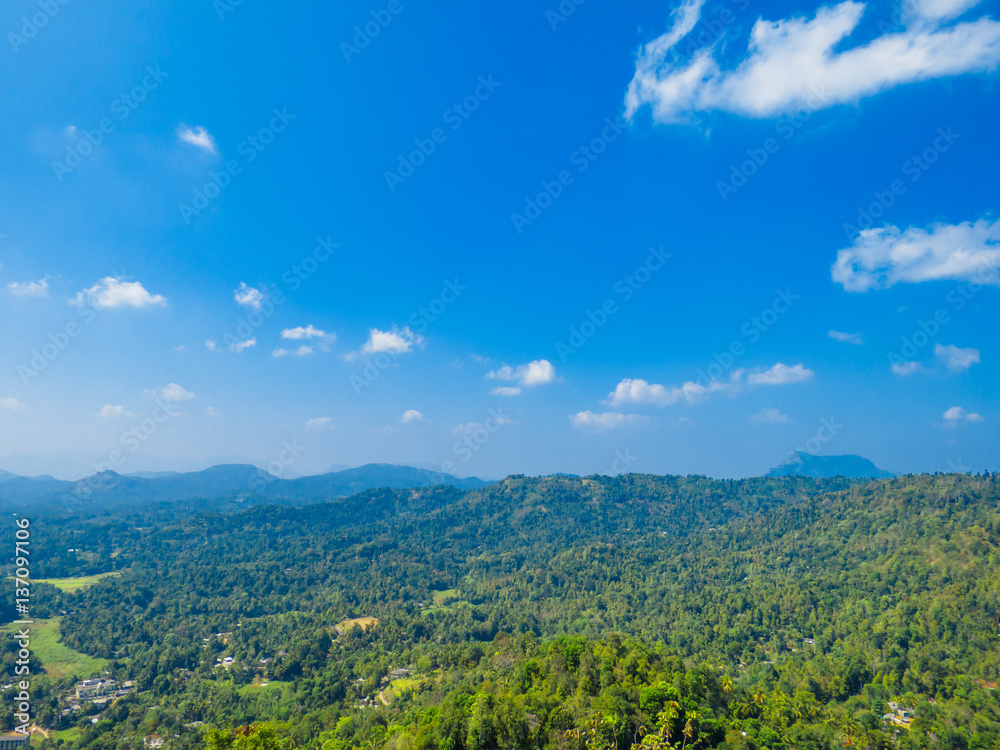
[430,588,460,606]
[0,618,108,679]
[50,727,83,744]
[238,680,290,696]
[31,571,122,592]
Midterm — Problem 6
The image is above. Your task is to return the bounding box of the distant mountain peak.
[766,452,894,479]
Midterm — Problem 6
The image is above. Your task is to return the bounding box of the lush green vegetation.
[3,473,999,750]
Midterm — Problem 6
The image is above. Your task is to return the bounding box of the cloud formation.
[828,330,864,344]
[8,278,49,297]
[934,343,980,371]
[401,409,426,423]
[358,326,425,356]
[177,125,218,154]
[626,0,1000,123]
[487,359,558,388]
[234,283,265,310]
[832,218,1000,291]
[72,277,167,309]
[943,405,984,423]
[306,417,334,429]
[96,404,134,418]
[606,363,813,408]
[569,411,647,430]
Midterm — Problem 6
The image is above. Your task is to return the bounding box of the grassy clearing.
[50,727,82,743]
[31,571,122,593]
[431,589,460,606]
[238,680,290,696]
[336,616,378,632]
[0,618,108,679]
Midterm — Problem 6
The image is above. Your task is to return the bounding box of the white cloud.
[746,363,814,386]
[491,386,522,397]
[177,125,218,154]
[754,408,791,423]
[231,337,257,353]
[607,364,812,408]
[206,406,222,417]
[306,417,334,430]
[205,340,219,351]
[234,283,265,310]
[626,0,1000,123]
[8,278,49,297]
[401,409,426,423]
[272,345,314,357]
[359,326,425,356]
[281,325,335,353]
[943,405,985,422]
[569,411,646,430]
[282,324,333,341]
[891,360,924,376]
[0,397,26,411]
[832,218,1000,292]
[934,343,980,371]
[71,277,167,309]
[96,404,134,418]
[487,359,557,388]
[828,330,864,344]
[147,383,195,402]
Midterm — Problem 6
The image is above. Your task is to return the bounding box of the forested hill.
[5,473,1000,750]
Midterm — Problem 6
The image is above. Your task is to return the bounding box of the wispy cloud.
[401,409,426,423]
[306,417,334,429]
[71,277,167,309]
[570,410,647,431]
[272,345,315,358]
[8,278,49,297]
[97,404,135,418]
[891,361,924,376]
[606,363,813,407]
[0,397,26,411]
[626,0,1000,123]
[234,282,265,310]
[145,383,195,402]
[486,359,558,389]
[832,218,1000,292]
[177,125,218,154]
[754,408,791,423]
[828,330,864,345]
[935,343,980,372]
[943,405,985,423]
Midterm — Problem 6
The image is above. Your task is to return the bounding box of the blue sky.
[1,0,997,480]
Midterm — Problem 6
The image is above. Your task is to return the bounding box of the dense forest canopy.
[3,472,999,750]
